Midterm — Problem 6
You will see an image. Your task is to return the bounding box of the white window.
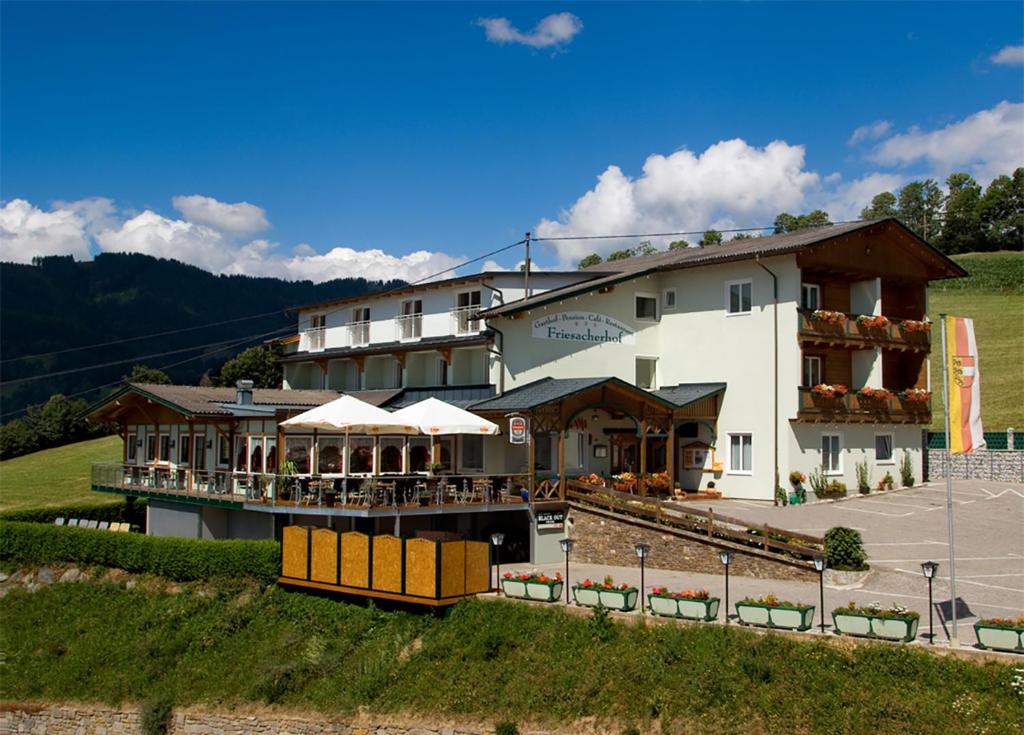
[306,313,326,352]
[801,283,821,311]
[399,299,422,340]
[179,435,192,466]
[379,437,405,474]
[726,280,752,314]
[534,433,555,472]
[460,435,484,471]
[436,357,449,386]
[454,290,482,334]
[348,437,375,474]
[875,433,894,464]
[822,433,842,475]
[728,433,753,474]
[350,307,370,346]
[317,437,345,474]
[435,437,455,473]
[409,437,432,473]
[635,293,658,321]
[127,434,138,462]
[803,355,822,387]
[635,357,658,390]
[663,289,677,311]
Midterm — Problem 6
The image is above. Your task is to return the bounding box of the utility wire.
[530,220,865,241]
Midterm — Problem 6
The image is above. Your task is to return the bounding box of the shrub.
[0,499,145,527]
[0,521,280,584]
[140,694,173,735]
[877,472,895,492]
[824,526,868,571]
[807,467,826,497]
[814,479,847,500]
[495,721,519,735]
[774,486,788,506]
[855,459,871,494]
[899,451,915,487]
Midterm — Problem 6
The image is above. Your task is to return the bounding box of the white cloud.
[992,44,1024,66]
[172,194,269,235]
[0,199,92,263]
[96,210,237,271]
[818,172,905,222]
[51,197,118,236]
[535,138,821,266]
[848,120,892,146]
[477,12,582,49]
[868,101,1024,182]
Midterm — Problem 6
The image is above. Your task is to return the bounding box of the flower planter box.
[974,623,1024,653]
[502,579,563,603]
[832,612,919,642]
[573,586,638,612]
[735,602,815,631]
[648,595,720,621]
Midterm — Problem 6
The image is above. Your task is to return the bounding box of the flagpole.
[939,313,959,647]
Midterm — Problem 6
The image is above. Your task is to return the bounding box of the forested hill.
[0,253,404,417]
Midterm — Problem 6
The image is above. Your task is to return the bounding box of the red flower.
[503,571,512,579]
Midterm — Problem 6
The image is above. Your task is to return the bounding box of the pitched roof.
[651,382,726,408]
[279,332,492,363]
[467,376,695,412]
[484,219,966,318]
[86,383,342,419]
[384,384,496,409]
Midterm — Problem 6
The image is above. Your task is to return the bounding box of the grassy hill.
[927,251,1023,431]
[0,435,120,513]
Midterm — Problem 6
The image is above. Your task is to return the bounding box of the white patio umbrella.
[389,397,499,435]
[280,394,418,434]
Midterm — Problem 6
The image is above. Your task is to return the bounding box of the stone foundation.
[926,449,1024,483]
[566,506,815,581]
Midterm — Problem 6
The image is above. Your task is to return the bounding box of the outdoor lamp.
[559,538,575,605]
[921,561,939,644]
[634,542,650,615]
[812,554,827,633]
[719,550,733,624]
[490,533,505,593]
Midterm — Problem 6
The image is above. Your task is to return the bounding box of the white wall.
[787,423,924,492]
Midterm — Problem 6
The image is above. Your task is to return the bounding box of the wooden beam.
[666,421,675,495]
[638,419,648,496]
[557,430,566,501]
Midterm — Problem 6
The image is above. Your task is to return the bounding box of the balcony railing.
[451,306,482,335]
[798,310,931,351]
[795,388,932,424]
[395,313,423,341]
[301,327,326,352]
[92,462,529,511]
[348,320,371,347]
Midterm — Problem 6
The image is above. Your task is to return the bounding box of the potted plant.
[856,386,894,407]
[572,576,638,612]
[897,388,931,411]
[612,472,637,493]
[855,459,871,495]
[832,601,920,642]
[648,587,720,621]
[809,309,848,330]
[501,570,563,602]
[788,470,807,504]
[735,594,815,631]
[855,314,891,332]
[876,471,895,492]
[429,462,445,476]
[974,616,1024,653]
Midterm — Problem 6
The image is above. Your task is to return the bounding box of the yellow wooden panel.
[372,535,403,593]
[440,541,466,599]
[404,538,437,598]
[341,532,370,588]
[310,528,338,584]
[464,541,490,594]
[281,526,308,580]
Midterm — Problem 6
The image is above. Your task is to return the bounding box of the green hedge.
[0,499,146,527]
[0,521,280,585]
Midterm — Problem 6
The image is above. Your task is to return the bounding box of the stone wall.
[566,506,814,581]
[0,704,516,735]
[926,449,1024,483]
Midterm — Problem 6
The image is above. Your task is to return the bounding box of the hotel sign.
[532,311,635,346]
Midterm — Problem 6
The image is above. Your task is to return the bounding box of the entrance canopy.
[280,394,418,434]
[390,396,500,435]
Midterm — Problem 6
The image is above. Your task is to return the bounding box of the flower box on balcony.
[501,572,563,602]
[832,604,920,642]
[572,579,638,612]
[648,588,720,621]
[973,618,1024,653]
[735,596,815,631]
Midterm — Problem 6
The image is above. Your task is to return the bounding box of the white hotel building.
[88,219,964,561]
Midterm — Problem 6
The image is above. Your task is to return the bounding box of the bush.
[899,451,915,487]
[814,479,847,500]
[0,521,280,584]
[495,721,519,735]
[140,694,173,735]
[824,526,868,571]
[807,467,826,496]
[0,499,145,527]
[855,459,871,494]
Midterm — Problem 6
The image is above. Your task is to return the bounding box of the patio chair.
[97,521,110,530]
[53,517,66,526]
[84,520,99,529]
[67,518,80,528]
[113,522,128,532]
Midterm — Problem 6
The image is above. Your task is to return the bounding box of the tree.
[607,248,636,262]
[938,172,983,254]
[699,230,722,246]
[668,239,690,250]
[214,345,283,389]
[731,232,755,240]
[578,253,603,268]
[860,192,898,220]
[896,179,943,241]
[126,364,171,385]
[977,167,1024,251]
[774,210,832,234]
[636,240,657,256]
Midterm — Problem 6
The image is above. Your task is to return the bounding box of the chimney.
[236,379,254,406]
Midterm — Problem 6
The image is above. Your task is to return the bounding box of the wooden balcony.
[798,310,931,352]
[794,388,932,424]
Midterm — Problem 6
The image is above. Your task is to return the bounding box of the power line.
[530,220,865,242]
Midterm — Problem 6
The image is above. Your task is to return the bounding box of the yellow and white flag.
[945,315,986,454]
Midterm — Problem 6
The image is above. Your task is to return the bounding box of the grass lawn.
[0,582,1020,735]
[0,435,121,513]
[927,252,1024,431]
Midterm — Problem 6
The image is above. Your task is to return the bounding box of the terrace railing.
[348,320,371,347]
[300,327,326,353]
[796,387,932,424]
[395,313,423,341]
[450,306,482,335]
[798,310,931,352]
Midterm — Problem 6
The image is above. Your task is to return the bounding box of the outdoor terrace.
[794,387,932,424]
[798,310,932,352]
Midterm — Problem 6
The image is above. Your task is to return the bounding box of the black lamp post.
[634,542,650,615]
[719,549,733,624]
[559,537,574,605]
[921,560,939,644]
[490,532,505,593]
[813,553,826,633]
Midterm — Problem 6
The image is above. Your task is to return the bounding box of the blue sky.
[1,2,1022,280]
